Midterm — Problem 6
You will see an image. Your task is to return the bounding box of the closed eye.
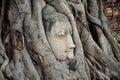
[56,31,65,37]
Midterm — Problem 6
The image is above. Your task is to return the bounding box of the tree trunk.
[0,0,120,80]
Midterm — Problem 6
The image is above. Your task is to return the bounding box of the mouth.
[66,53,75,59]
[65,50,74,54]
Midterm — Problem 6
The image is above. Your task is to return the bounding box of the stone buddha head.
[43,5,75,61]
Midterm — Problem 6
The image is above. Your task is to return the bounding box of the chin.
[67,53,75,59]
[55,53,67,61]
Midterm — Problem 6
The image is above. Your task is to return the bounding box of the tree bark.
[0,0,120,80]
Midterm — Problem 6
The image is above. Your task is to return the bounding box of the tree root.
[86,57,110,80]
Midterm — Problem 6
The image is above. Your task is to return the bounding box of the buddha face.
[46,21,75,61]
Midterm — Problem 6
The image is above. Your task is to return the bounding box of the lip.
[66,53,74,59]
[65,50,74,53]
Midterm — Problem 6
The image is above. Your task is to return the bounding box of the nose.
[67,35,75,49]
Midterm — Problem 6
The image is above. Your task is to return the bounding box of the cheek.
[47,35,69,60]
[47,36,67,52]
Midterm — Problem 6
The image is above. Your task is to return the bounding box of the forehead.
[51,21,72,32]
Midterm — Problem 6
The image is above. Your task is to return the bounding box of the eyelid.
[57,32,65,36]
[56,30,72,37]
